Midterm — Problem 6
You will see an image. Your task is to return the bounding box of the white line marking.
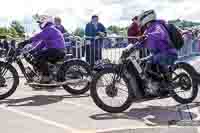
[96,126,197,133]
[62,101,97,111]
[0,104,81,133]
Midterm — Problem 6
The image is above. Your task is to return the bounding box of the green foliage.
[73,28,85,37]
[168,19,200,29]
[9,27,19,37]
[0,20,25,39]
[10,20,25,37]
[107,25,128,36]
[32,14,39,20]
[107,25,120,34]
[107,20,200,36]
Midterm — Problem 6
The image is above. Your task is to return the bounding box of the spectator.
[85,15,106,66]
[54,17,67,34]
[180,30,193,56]
[192,30,199,53]
[128,16,148,58]
[127,16,141,44]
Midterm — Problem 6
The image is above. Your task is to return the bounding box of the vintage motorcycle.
[0,41,92,100]
[90,41,199,113]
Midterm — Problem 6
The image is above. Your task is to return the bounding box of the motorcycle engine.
[48,64,58,75]
[145,78,160,96]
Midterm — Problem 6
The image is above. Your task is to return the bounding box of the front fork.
[15,59,34,82]
[0,61,14,86]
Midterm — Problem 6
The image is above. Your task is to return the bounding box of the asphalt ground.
[0,62,200,133]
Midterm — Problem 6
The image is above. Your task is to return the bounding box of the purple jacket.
[143,20,177,55]
[29,23,65,51]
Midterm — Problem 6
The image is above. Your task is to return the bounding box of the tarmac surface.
[0,62,200,133]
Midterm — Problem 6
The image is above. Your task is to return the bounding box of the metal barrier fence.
[65,36,200,66]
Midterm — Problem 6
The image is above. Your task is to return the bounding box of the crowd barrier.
[64,36,200,65]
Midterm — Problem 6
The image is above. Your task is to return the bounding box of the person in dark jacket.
[54,17,67,34]
[85,15,106,66]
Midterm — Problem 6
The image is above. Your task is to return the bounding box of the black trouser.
[86,39,102,67]
[32,48,65,76]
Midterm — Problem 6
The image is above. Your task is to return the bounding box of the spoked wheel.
[170,64,198,104]
[62,61,91,95]
[0,62,19,99]
[90,68,134,113]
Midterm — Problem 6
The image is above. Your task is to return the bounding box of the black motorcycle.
[90,42,198,113]
[0,42,92,100]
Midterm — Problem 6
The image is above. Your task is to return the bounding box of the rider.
[19,15,65,83]
[136,10,178,73]
[125,10,178,96]
[54,17,67,34]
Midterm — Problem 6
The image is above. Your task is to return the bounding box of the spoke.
[101,76,113,85]
[0,68,8,77]
[4,77,14,80]
[118,88,128,93]
[117,82,127,87]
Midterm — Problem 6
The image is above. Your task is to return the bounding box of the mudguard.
[60,58,90,70]
[57,59,91,82]
[175,53,200,82]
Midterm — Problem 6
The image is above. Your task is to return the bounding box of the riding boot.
[160,65,172,94]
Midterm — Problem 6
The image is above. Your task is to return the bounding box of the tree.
[107,25,120,34]
[9,28,19,38]
[32,14,40,21]
[10,20,25,37]
[107,25,128,36]
[73,28,85,37]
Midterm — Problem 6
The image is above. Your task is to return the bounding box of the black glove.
[122,50,130,59]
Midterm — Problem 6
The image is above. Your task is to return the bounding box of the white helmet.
[35,15,53,29]
[139,10,156,27]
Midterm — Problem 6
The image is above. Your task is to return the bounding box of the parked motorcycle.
[0,41,92,100]
[90,41,198,113]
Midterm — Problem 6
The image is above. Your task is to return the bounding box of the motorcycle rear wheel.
[170,63,198,104]
[61,60,91,95]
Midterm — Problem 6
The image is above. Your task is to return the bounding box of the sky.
[0,0,200,33]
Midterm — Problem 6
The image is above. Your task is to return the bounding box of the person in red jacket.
[127,16,148,58]
[128,16,141,44]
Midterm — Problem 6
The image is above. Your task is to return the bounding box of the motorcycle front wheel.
[0,62,19,100]
[90,68,135,113]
